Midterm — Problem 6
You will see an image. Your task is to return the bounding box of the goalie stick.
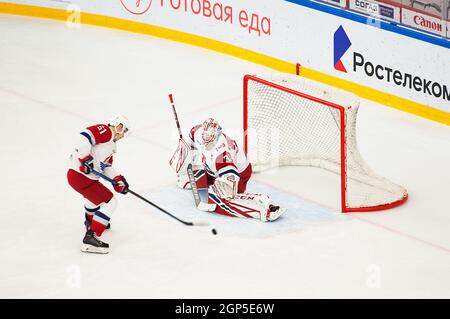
[90,168,209,227]
[168,94,216,212]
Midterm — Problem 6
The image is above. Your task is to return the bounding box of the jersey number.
[98,125,107,135]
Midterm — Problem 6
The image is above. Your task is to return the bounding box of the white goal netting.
[244,73,407,212]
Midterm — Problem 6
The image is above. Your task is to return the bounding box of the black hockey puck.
[211,228,217,235]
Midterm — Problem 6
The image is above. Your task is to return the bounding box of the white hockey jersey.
[188,124,249,179]
[69,124,118,180]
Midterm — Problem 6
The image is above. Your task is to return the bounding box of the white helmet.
[201,118,222,149]
[108,114,131,138]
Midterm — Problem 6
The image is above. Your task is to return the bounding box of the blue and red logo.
[333,26,352,73]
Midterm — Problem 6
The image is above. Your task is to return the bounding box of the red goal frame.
[243,74,408,212]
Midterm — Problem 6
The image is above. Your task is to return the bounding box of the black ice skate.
[269,204,280,212]
[84,218,110,231]
[81,230,109,254]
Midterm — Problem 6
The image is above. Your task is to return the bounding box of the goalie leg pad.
[208,187,281,222]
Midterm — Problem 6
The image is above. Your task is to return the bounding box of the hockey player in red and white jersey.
[67,115,131,254]
[170,118,285,222]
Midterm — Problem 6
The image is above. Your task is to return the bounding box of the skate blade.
[80,244,109,254]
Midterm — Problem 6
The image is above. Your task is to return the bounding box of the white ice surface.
[0,14,449,298]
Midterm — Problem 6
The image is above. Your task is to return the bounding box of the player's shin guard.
[90,197,117,236]
[84,202,99,222]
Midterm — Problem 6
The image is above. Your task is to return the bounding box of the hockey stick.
[168,94,216,212]
[90,168,209,227]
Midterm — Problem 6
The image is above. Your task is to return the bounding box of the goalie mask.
[201,118,222,150]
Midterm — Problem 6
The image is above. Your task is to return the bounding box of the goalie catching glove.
[212,173,238,200]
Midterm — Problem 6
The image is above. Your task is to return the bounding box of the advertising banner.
[349,0,400,23]
[402,8,446,36]
[1,0,449,115]
[319,0,348,9]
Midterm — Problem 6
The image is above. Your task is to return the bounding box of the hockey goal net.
[243,74,408,212]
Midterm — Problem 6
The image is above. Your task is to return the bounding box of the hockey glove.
[79,155,94,174]
[113,175,129,194]
[213,174,238,200]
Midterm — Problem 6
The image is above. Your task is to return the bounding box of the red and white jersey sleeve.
[69,124,118,180]
[201,133,249,179]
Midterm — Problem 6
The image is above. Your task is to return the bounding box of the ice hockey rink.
[1,14,449,298]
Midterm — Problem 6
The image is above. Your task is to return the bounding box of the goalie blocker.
[169,120,285,222]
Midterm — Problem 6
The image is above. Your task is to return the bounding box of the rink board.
[0,1,449,126]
